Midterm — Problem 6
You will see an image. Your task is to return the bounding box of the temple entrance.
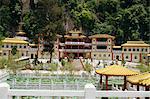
[116,55,119,60]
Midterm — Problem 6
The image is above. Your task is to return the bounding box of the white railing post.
[84,83,96,99]
[0,83,10,99]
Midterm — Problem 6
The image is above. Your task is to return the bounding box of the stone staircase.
[72,59,84,71]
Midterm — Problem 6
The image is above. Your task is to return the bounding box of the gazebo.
[127,72,150,91]
[96,65,139,90]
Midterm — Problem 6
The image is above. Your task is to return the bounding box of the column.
[124,76,127,90]
[130,53,132,62]
[112,53,114,60]
[106,76,108,90]
[100,75,103,88]
[0,83,10,99]
[139,53,142,62]
[84,84,96,99]
[122,53,124,60]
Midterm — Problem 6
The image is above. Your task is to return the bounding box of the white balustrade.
[95,49,107,52]
[0,83,149,99]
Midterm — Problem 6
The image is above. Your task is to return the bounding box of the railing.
[112,50,122,53]
[59,43,65,46]
[0,83,149,99]
[64,49,91,52]
[0,72,9,83]
[29,48,38,51]
[95,49,107,52]
[96,42,107,45]
[65,42,85,45]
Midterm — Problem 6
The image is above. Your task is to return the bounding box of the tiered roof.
[121,41,150,47]
[96,65,139,76]
[2,38,29,44]
[127,72,150,86]
[89,34,115,39]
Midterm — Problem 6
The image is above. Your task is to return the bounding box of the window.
[108,54,110,57]
[143,57,146,59]
[11,45,13,48]
[97,46,107,49]
[103,54,106,57]
[24,46,26,48]
[134,56,137,59]
[128,49,131,51]
[20,46,22,48]
[3,53,6,55]
[133,49,135,51]
[142,48,144,52]
[145,49,147,52]
[2,45,4,48]
[137,49,139,51]
[124,48,127,51]
[94,54,96,57]
[22,53,24,56]
[126,56,128,59]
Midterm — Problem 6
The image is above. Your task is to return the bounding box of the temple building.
[121,41,150,62]
[55,29,150,63]
[0,28,149,63]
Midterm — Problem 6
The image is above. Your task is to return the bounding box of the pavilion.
[96,65,139,90]
[127,72,150,91]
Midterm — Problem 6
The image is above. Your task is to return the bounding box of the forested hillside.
[0,0,149,45]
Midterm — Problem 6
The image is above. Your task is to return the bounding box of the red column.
[106,76,108,90]
[122,53,124,60]
[130,53,132,62]
[112,53,114,60]
[139,53,142,62]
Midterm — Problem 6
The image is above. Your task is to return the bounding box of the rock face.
[22,0,30,14]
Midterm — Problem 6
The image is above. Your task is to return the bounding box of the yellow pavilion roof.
[121,41,150,47]
[2,38,29,44]
[96,65,139,76]
[139,77,150,86]
[89,34,115,39]
[127,72,150,86]
[147,54,150,57]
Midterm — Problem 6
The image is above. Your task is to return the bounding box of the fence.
[0,72,9,83]
[0,83,149,99]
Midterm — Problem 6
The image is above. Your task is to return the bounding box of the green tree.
[84,62,93,74]
[0,0,22,37]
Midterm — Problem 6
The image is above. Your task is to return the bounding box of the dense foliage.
[0,0,149,45]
